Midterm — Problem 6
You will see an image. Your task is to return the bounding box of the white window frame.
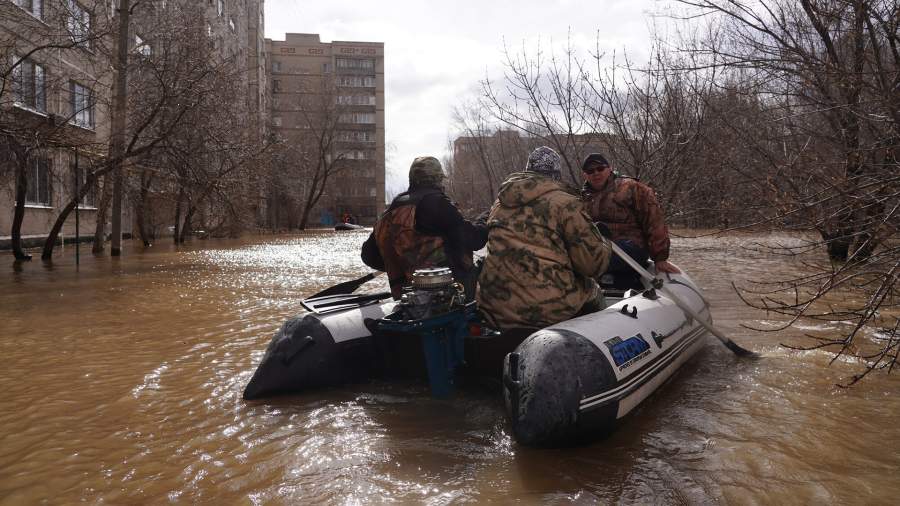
[66,0,92,49]
[134,34,151,56]
[11,58,47,113]
[73,165,97,208]
[70,81,95,129]
[14,0,43,19]
[25,157,52,206]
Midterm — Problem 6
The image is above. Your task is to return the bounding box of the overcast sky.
[265,0,667,197]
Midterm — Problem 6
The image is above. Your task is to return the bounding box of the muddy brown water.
[1,230,898,504]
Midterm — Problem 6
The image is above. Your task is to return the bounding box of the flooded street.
[1,230,898,504]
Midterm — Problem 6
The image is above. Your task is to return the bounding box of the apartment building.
[0,0,116,246]
[266,33,385,226]
[1,0,268,248]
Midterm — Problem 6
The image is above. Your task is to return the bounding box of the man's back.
[477,172,610,329]
[361,156,487,298]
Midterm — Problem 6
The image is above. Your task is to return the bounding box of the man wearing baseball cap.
[477,147,611,330]
[361,156,488,299]
[581,153,680,275]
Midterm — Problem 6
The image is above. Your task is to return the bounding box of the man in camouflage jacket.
[580,153,680,274]
[477,147,611,330]
[361,156,487,299]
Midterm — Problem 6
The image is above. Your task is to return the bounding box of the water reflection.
[0,230,898,504]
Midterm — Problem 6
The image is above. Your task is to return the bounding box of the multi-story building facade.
[1,0,268,248]
[0,0,116,247]
[2,3,386,249]
[265,33,385,226]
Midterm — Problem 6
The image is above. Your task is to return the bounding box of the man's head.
[525,146,562,180]
[409,156,445,189]
[582,153,612,190]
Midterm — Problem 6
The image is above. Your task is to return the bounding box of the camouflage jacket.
[477,172,611,330]
[581,174,671,262]
[363,189,482,298]
[371,190,449,298]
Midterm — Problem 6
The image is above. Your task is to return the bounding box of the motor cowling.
[396,267,466,320]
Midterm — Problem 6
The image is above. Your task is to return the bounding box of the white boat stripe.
[578,327,706,410]
[580,326,704,405]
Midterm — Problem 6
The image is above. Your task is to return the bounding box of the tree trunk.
[92,174,112,254]
[179,205,195,244]
[109,0,131,256]
[11,154,32,261]
[173,187,183,244]
[135,169,152,247]
[820,226,853,263]
[43,167,109,260]
[41,201,78,261]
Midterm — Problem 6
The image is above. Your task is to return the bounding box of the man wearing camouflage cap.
[477,146,611,330]
[362,156,488,299]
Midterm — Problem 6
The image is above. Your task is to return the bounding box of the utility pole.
[109,0,131,256]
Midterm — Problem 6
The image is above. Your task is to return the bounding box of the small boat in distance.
[334,222,365,231]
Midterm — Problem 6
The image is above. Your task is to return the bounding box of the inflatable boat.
[334,222,365,231]
[243,265,711,446]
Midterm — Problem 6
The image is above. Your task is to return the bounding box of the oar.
[309,271,383,298]
[608,241,759,358]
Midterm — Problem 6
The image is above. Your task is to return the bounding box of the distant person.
[361,156,488,299]
[580,153,680,274]
[477,146,611,330]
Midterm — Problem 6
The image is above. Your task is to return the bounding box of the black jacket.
[361,188,488,282]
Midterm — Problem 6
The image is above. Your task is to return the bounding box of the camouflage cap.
[525,146,562,180]
[409,156,445,188]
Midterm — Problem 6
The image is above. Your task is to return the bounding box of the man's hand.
[473,209,491,227]
[593,221,612,239]
[655,260,681,274]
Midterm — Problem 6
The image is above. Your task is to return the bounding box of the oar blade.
[309,272,381,298]
[724,339,760,358]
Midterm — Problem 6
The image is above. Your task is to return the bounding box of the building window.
[70,82,94,128]
[337,76,376,88]
[343,150,374,160]
[11,59,46,112]
[339,112,375,124]
[134,34,151,56]
[336,58,374,70]
[73,165,96,207]
[272,79,281,92]
[337,130,375,143]
[322,62,332,73]
[25,157,51,206]
[66,0,92,49]
[272,61,281,72]
[14,0,43,19]
[272,117,282,127]
[337,94,376,106]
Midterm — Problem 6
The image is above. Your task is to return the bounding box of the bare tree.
[39,0,246,259]
[1,0,113,260]
[666,0,899,383]
[269,74,353,230]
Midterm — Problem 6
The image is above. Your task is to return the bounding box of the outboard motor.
[372,267,478,397]
[397,267,466,319]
